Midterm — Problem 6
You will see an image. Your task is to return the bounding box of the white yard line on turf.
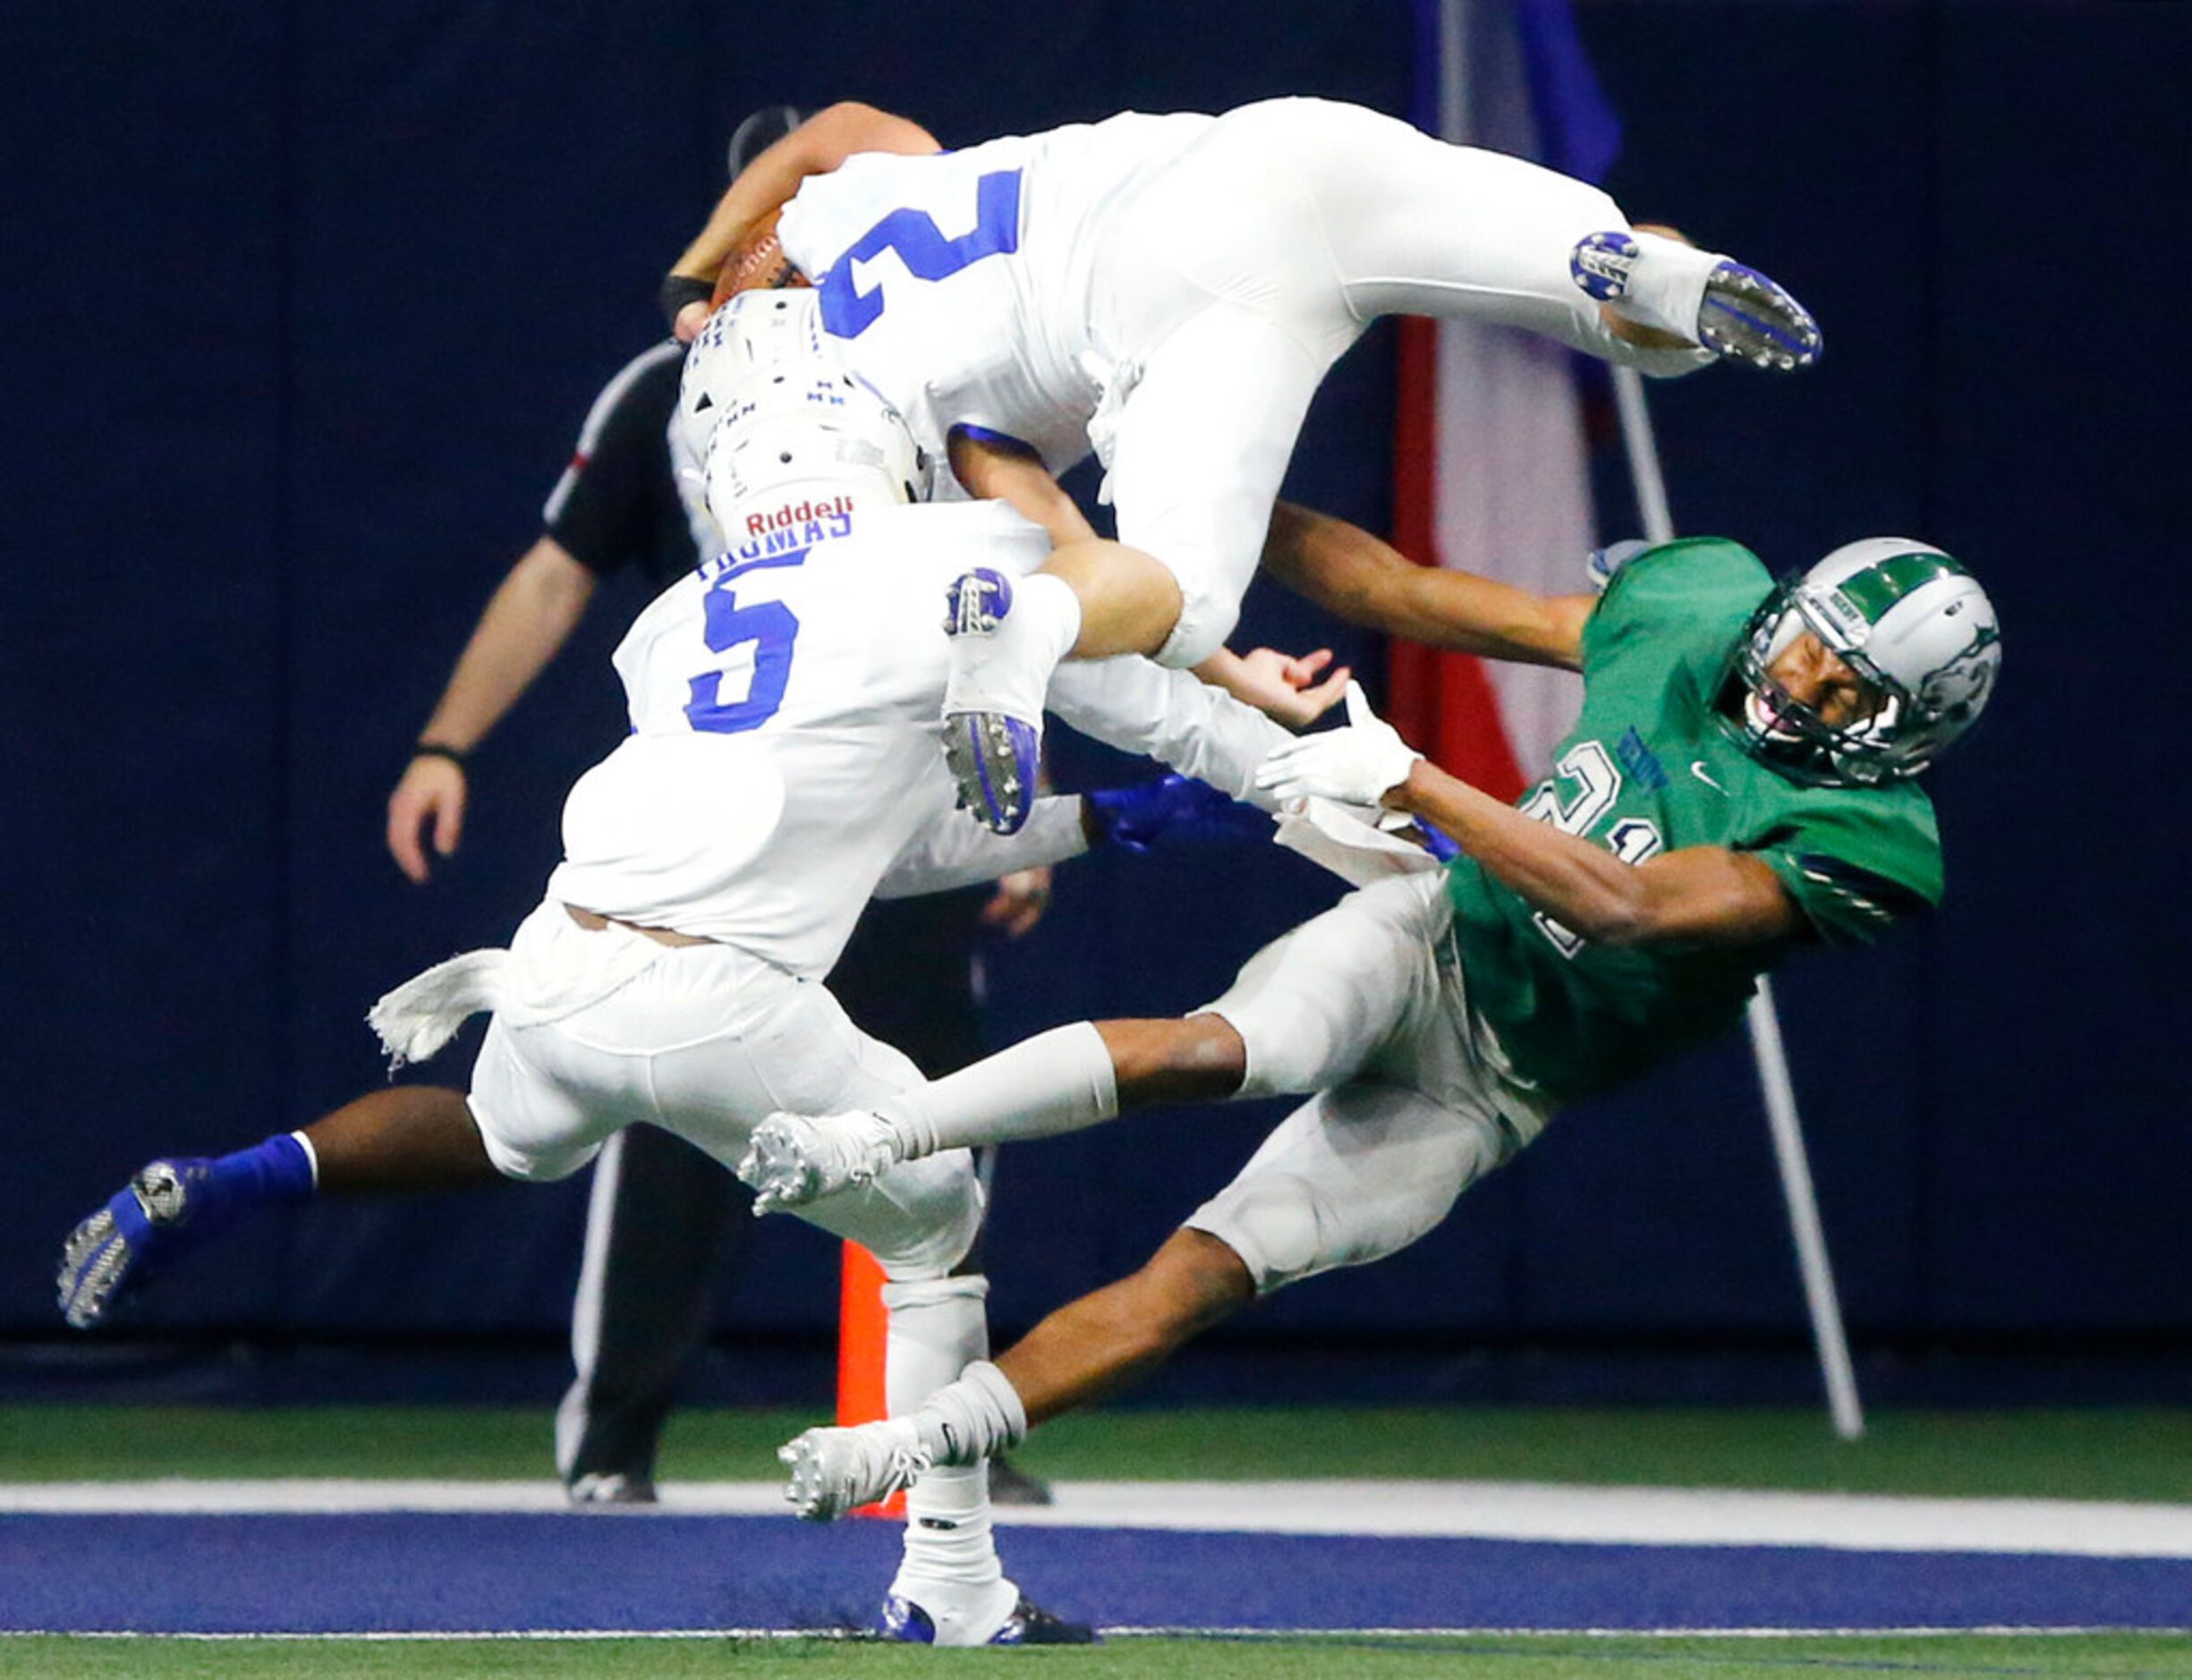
[5,1478,2192,1557]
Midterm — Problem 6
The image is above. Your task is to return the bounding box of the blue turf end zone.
[5,1515,2190,1633]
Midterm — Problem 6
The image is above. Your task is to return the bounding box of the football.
[711,206,806,305]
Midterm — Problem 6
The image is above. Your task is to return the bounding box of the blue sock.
[109,1133,318,1254]
[202,1133,319,1222]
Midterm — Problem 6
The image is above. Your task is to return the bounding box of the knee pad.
[480,1136,602,1183]
[850,1152,986,1281]
[470,1099,601,1184]
[1190,1173,1325,1294]
[1154,583,1242,669]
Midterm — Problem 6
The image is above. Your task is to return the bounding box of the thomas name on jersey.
[709,505,859,575]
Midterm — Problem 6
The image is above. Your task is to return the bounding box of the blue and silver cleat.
[1572,231,1822,371]
[1695,259,1822,371]
[57,1159,206,1329]
[883,1589,1098,1646]
[941,568,1044,836]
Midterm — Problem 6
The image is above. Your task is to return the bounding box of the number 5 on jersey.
[684,572,801,734]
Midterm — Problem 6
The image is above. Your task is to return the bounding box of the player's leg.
[56,1082,504,1330]
[302,1084,507,1189]
[636,951,1090,1646]
[940,540,1194,835]
[794,1170,1083,1644]
[1096,304,1330,669]
[938,155,1339,835]
[832,893,1054,1506]
[555,894,1003,1509]
[786,1075,1522,1502]
[788,1182,1092,1641]
[1004,1078,1518,1419]
[990,1076,1514,1424]
[1245,96,1818,371]
[556,1125,741,1504]
[989,1226,1254,1421]
[741,872,1451,1207]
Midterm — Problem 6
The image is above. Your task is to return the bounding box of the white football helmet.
[1730,538,2001,785]
[685,293,928,530]
[675,289,832,466]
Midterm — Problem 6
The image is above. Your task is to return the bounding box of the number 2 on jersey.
[817,169,1023,338]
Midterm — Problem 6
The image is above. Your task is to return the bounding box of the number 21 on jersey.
[1520,739,1664,957]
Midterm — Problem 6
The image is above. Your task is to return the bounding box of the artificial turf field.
[7,1405,2191,1677]
[4,1633,2188,1678]
[18,1404,2192,1500]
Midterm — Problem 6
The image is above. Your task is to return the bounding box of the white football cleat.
[777,1420,932,1522]
[737,1112,900,1211]
[941,568,1051,835]
[1572,229,1822,371]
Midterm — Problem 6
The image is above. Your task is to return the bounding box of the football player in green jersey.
[734,516,2001,1519]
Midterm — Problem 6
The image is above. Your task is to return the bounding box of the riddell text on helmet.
[748,493,858,538]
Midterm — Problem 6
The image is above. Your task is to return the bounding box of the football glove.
[1088,774,1270,853]
[1253,682,1422,808]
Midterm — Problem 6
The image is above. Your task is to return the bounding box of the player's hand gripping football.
[1253,682,1422,809]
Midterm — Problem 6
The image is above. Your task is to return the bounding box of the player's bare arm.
[947,428,1099,547]
[1381,759,1799,948]
[939,432,1181,651]
[669,103,941,341]
[1262,501,1593,669]
[949,435,1346,724]
[953,445,1350,723]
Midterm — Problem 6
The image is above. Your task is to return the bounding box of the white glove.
[1253,682,1423,808]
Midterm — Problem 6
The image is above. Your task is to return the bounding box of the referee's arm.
[387,539,598,883]
[385,347,673,883]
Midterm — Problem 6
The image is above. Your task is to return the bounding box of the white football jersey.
[777,112,1212,475]
[548,497,1049,977]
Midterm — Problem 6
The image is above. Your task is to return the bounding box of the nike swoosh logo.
[1691,761,1729,794]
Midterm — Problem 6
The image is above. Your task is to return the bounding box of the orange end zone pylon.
[837,1240,905,1518]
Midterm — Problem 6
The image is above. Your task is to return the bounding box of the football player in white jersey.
[664,98,1821,835]
[55,295,1292,1647]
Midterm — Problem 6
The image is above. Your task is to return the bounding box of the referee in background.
[384,106,1054,1506]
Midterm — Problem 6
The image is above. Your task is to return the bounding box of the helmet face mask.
[1727,539,2001,786]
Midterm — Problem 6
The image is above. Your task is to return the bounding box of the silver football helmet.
[675,288,833,466]
[1730,538,2001,785]
[688,293,928,529]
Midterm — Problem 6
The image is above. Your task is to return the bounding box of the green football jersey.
[1443,538,1943,1103]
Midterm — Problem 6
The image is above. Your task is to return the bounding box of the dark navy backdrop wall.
[6,2,2188,1391]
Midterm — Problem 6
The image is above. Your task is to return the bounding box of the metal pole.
[1608,364,1865,1439]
